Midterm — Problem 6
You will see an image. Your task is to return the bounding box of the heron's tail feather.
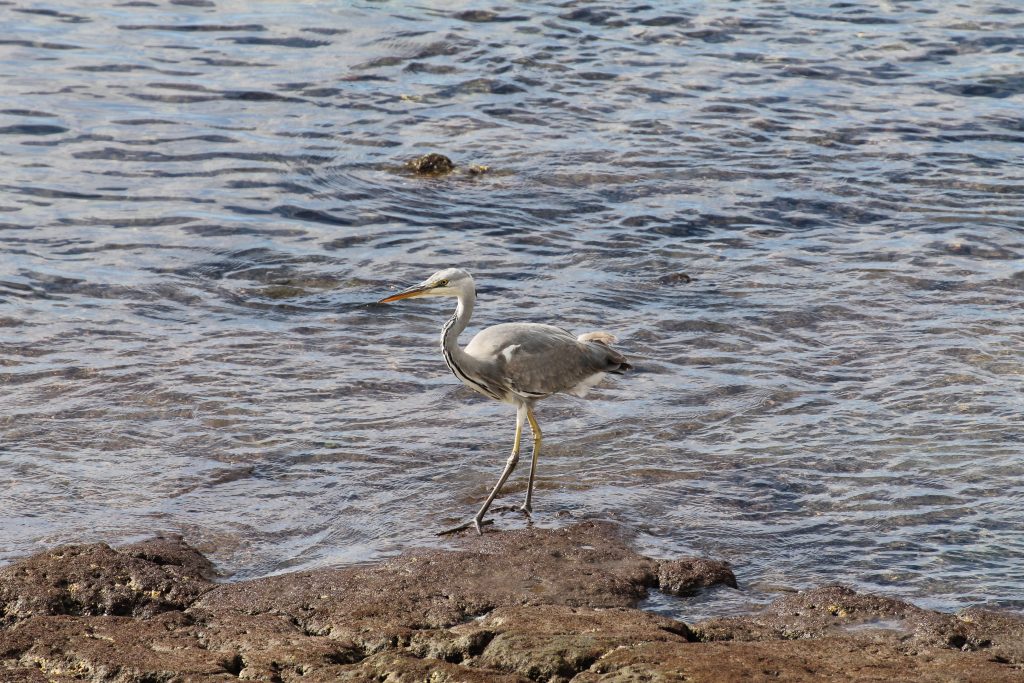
[579,331,632,374]
[577,331,617,345]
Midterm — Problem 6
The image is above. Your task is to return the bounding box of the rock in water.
[406,152,455,175]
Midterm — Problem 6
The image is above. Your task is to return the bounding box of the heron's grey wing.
[465,323,623,399]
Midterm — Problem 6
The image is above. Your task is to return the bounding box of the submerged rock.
[0,523,1020,682]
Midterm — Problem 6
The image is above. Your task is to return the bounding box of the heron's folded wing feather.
[497,329,611,397]
[465,322,626,399]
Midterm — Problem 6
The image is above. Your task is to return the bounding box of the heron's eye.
[436,279,449,287]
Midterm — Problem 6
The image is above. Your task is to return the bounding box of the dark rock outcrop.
[404,152,489,176]
[406,152,455,175]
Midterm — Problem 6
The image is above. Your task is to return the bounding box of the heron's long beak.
[378,284,430,303]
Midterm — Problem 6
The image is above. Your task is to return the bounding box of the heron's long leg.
[470,404,526,534]
[521,407,542,514]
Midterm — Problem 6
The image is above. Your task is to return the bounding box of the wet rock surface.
[0,522,1020,682]
[695,584,1024,673]
[657,557,737,595]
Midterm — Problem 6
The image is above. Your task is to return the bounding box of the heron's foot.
[489,505,532,520]
[493,503,531,517]
[436,518,493,536]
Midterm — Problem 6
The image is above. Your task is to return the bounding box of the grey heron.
[378,268,631,534]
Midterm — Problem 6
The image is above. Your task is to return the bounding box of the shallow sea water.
[1,1,1022,619]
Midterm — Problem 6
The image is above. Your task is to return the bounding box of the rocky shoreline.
[1,521,1020,681]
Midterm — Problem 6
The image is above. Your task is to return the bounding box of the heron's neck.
[440,289,475,361]
[440,287,503,401]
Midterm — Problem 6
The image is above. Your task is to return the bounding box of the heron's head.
[378,267,475,303]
